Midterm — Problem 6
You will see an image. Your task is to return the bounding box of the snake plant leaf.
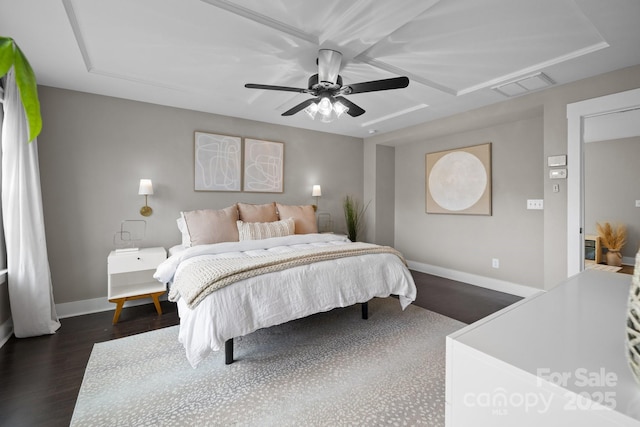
[0,36,42,142]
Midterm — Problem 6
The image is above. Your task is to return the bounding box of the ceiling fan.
[245,49,409,120]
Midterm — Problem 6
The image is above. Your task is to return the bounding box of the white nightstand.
[107,247,167,324]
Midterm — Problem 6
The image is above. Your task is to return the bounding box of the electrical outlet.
[492,258,500,269]
[527,199,544,210]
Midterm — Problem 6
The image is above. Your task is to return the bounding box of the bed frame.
[224,301,369,365]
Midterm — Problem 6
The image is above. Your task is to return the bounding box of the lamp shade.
[138,179,154,195]
[317,98,332,116]
[312,185,322,197]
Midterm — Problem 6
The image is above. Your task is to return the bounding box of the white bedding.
[154,233,417,367]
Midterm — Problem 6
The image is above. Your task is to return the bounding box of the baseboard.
[54,265,543,319]
[2,296,166,341]
[0,318,13,349]
[55,294,168,319]
[407,260,542,298]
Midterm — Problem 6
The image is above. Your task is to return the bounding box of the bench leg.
[361,301,368,320]
[225,338,234,365]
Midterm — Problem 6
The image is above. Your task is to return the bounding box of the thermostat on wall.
[549,168,567,179]
[547,155,567,167]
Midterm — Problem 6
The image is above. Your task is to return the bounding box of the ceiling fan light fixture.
[333,101,349,118]
[304,102,319,119]
[317,97,333,116]
[248,50,408,121]
[320,112,335,123]
[302,99,349,123]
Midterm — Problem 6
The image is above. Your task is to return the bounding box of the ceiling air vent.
[492,72,555,97]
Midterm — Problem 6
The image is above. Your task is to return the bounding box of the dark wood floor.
[0,271,521,427]
[411,270,522,324]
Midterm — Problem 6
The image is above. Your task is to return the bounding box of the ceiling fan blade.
[317,49,342,85]
[345,76,409,94]
[282,98,319,116]
[245,83,309,94]
[334,96,365,117]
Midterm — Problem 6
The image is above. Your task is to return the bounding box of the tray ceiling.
[1,0,639,138]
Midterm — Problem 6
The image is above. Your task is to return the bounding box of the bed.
[154,203,417,368]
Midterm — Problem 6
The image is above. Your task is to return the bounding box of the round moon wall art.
[425,143,492,215]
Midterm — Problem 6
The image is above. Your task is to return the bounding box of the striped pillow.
[237,217,295,241]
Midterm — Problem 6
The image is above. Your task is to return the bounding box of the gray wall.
[3,65,640,321]
[368,64,640,290]
[394,116,545,289]
[374,145,395,246]
[36,87,363,304]
[585,136,640,259]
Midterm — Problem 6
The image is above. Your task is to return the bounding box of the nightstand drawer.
[108,247,166,274]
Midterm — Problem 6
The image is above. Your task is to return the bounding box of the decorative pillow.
[237,202,278,223]
[237,218,295,241]
[181,205,239,246]
[276,203,318,234]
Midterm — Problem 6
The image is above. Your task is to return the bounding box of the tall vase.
[607,250,623,267]
[626,251,640,384]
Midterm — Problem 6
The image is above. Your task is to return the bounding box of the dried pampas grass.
[596,222,627,251]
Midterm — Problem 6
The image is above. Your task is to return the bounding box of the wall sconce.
[138,179,153,217]
[312,184,322,211]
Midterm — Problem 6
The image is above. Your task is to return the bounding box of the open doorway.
[567,88,640,277]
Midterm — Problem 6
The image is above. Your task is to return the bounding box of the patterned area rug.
[585,261,623,273]
[71,297,465,426]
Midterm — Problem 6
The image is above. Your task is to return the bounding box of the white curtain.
[1,69,60,337]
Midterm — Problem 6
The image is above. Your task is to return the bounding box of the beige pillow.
[276,203,318,234]
[237,218,295,241]
[181,205,239,246]
[237,202,278,223]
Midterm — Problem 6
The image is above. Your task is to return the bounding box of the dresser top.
[450,269,640,418]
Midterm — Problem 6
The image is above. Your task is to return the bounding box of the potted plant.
[343,195,369,242]
[0,36,42,142]
[596,222,627,266]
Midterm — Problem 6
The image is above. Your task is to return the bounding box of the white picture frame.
[194,132,242,191]
[243,138,284,193]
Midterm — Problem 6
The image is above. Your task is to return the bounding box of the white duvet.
[154,233,417,367]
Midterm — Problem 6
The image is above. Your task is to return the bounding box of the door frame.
[566,87,640,277]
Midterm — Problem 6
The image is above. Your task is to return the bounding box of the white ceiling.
[2,0,640,139]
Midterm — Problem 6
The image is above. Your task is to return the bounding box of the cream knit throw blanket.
[169,242,407,309]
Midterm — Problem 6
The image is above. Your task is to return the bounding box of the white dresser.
[446,269,640,426]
